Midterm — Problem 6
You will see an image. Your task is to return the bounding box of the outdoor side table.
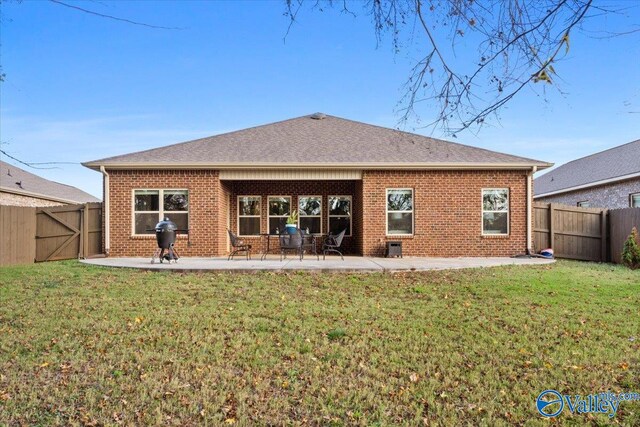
[386,241,402,258]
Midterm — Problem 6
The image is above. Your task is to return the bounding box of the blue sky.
[1,1,639,198]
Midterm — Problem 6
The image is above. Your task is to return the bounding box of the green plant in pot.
[285,210,299,230]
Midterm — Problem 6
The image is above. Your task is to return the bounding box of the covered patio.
[81,256,554,273]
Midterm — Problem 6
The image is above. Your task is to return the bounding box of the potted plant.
[285,210,299,230]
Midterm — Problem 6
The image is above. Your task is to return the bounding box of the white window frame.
[267,195,292,235]
[237,195,262,237]
[385,188,414,236]
[577,200,590,208]
[298,195,322,235]
[481,188,509,236]
[328,195,352,237]
[630,193,640,208]
[132,189,189,237]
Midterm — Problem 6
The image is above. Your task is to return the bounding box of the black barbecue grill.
[151,217,183,264]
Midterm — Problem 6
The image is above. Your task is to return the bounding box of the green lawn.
[0,261,638,426]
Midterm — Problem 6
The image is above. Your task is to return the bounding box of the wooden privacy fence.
[0,205,37,266]
[0,202,102,266]
[534,203,608,262]
[534,203,640,263]
[608,207,640,264]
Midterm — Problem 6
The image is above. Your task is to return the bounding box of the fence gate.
[36,203,102,262]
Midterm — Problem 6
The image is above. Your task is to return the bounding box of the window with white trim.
[577,200,590,208]
[630,193,640,207]
[268,196,291,234]
[482,189,509,235]
[133,189,188,235]
[328,196,351,236]
[386,189,413,235]
[238,196,261,236]
[298,196,322,234]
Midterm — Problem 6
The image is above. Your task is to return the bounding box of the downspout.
[526,166,537,255]
[100,166,110,255]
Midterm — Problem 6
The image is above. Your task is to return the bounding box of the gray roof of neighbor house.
[83,113,551,170]
[0,160,101,204]
[535,139,640,197]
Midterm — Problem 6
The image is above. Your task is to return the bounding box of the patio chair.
[301,229,320,261]
[322,228,346,260]
[227,229,252,260]
[279,228,304,261]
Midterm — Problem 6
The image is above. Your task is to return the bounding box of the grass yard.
[0,260,638,426]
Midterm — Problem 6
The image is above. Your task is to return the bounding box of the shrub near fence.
[609,208,640,264]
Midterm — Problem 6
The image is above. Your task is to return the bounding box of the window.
[133,189,188,235]
[328,196,351,236]
[630,193,640,207]
[238,196,261,236]
[299,196,322,234]
[482,189,509,235]
[386,189,413,235]
[577,201,591,208]
[268,196,291,234]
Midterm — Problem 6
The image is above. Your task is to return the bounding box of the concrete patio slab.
[81,256,554,273]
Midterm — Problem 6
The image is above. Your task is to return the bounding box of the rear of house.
[83,113,551,258]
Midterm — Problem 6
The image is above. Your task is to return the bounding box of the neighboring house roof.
[83,113,551,170]
[0,160,101,204]
[534,139,640,198]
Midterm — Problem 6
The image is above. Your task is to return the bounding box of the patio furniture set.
[227,228,346,261]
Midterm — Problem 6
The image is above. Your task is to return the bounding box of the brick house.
[535,139,640,209]
[83,113,551,257]
[1,160,100,207]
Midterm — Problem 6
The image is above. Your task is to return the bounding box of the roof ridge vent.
[310,112,326,120]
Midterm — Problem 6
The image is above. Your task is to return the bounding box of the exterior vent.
[310,113,326,120]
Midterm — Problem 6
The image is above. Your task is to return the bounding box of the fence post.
[601,209,608,262]
[549,203,555,251]
[82,203,90,259]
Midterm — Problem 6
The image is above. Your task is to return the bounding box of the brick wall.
[535,177,640,209]
[107,169,221,257]
[360,170,529,257]
[105,169,530,258]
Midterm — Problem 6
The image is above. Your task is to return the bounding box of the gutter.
[82,161,554,171]
[100,166,110,255]
[527,166,537,254]
[534,171,640,199]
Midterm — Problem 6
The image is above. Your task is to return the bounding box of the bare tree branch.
[283,0,636,135]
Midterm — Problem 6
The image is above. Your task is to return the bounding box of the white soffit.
[219,169,363,180]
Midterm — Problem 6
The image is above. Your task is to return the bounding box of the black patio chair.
[279,228,304,261]
[227,229,251,260]
[301,230,320,261]
[322,228,346,260]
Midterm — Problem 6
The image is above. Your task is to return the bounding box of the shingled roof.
[83,113,551,170]
[0,161,100,204]
[535,139,640,197]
